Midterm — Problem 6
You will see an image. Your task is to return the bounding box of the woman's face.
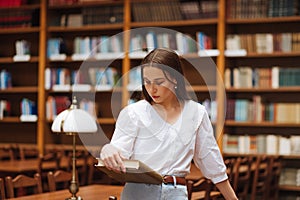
[143,66,177,104]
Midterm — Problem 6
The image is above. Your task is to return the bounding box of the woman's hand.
[100,144,126,173]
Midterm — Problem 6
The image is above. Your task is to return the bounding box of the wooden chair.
[18,144,39,160]
[250,155,270,200]
[190,177,221,200]
[47,170,73,192]
[38,151,61,176]
[232,156,252,200]
[87,156,121,185]
[5,173,43,198]
[87,156,100,185]
[224,157,236,186]
[38,151,61,192]
[0,178,5,200]
[267,156,282,200]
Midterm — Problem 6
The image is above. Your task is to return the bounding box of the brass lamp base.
[66,197,82,200]
[66,134,81,200]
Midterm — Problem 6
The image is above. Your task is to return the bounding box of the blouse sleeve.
[110,106,139,159]
[193,109,228,184]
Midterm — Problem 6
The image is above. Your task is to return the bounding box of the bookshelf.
[45,0,126,147]
[223,0,300,197]
[0,0,41,146]
[0,0,299,196]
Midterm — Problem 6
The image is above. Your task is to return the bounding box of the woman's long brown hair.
[140,48,190,103]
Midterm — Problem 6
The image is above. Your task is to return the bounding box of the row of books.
[226,97,300,123]
[20,98,37,121]
[0,98,37,121]
[225,66,300,88]
[50,0,218,25]
[0,100,10,119]
[132,31,199,55]
[0,9,37,28]
[89,67,120,91]
[226,33,300,54]
[44,67,120,91]
[223,133,300,155]
[73,35,123,57]
[132,0,218,22]
[46,96,97,120]
[15,40,30,56]
[0,0,27,7]
[82,5,123,24]
[227,0,299,19]
[181,0,218,19]
[0,70,12,89]
[48,0,124,6]
[47,36,123,60]
[280,168,300,186]
[201,99,217,123]
[127,66,142,91]
[48,0,78,6]
[47,31,214,61]
[132,0,183,22]
[51,5,123,27]
[131,30,213,55]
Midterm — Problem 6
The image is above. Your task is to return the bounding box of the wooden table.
[0,159,43,174]
[0,156,86,175]
[9,184,123,200]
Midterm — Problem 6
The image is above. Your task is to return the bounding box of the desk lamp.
[51,96,97,200]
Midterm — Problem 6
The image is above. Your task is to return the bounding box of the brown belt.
[163,175,186,186]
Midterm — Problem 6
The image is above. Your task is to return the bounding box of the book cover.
[95,158,163,185]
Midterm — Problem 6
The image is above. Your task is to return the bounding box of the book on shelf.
[47,38,68,59]
[223,133,300,155]
[180,1,201,19]
[226,97,300,123]
[226,32,298,54]
[0,100,11,119]
[20,98,37,117]
[280,168,300,186]
[225,66,300,88]
[131,0,182,22]
[227,0,298,19]
[0,70,12,89]
[95,158,163,185]
[82,5,123,25]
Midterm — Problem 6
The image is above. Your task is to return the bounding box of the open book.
[95,158,163,184]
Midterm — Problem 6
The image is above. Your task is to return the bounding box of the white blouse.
[110,99,228,184]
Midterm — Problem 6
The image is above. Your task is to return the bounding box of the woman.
[100,48,237,200]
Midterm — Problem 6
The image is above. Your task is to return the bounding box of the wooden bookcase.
[0,0,42,145]
[223,0,300,198]
[0,0,299,196]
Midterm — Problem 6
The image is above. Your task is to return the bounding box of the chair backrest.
[267,156,282,200]
[38,151,61,176]
[47,170,73,192]
[250,155,270,200]
[5,173,43,198]
[224,157,236,186]
[190,177,221,200]
[232,156,252,200]
[0,178,6,200]
[18,144,39,160]
[0,144,15,161]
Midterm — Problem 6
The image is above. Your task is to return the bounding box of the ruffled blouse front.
[110,99,227,184]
